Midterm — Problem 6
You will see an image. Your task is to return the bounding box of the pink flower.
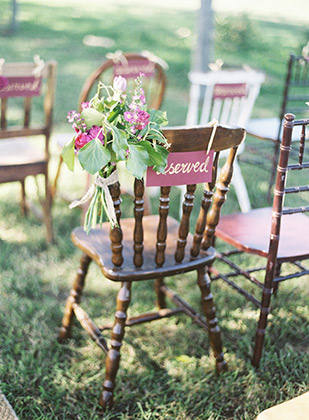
[113,75,127,92]
[89,125,104,142]
[81,101,91,110]
[75,132,91,150]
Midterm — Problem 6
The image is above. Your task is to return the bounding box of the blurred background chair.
[247,48,309,199]
[58,124,245,409]
[185,66,265,214]
[52,51,167,210]
[0,59,57,243]
[210,114,309,367]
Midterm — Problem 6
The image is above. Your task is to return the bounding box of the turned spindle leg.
[154,278,166,309]
[197,267,227,372]
[100,281,132,409]
[58,254,92,341]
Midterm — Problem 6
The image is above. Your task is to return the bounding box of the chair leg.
[272,263,281,295]
[252,271,274,368]
[197,267,227,372]
[20,180,28,216]
[100,281,132,410]
[59,254,92,341]
[51,154,63,198]
[154,278,166,309]
[42,173,54,244]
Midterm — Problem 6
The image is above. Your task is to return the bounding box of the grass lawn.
[0,1,308,419]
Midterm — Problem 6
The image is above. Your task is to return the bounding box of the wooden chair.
[0,60,57,243]
[58,124,245,409]
[211,114,309,368]
[247,52,309,199]
[52,51,167,204]
[186,68,265,213]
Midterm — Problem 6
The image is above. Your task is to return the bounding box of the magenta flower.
[89,125,104,142]
[81,101,91,110]
[75,132,91,150]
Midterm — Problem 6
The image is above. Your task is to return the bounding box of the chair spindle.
[133,178,144,267]
[191,153,219,258]
[202,148,237,250]
[109,181,123,267]
[155,186,171,267]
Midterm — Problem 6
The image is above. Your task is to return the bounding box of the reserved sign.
[0,76,42,98]
[114,58,155,79]
[146,150,214,187]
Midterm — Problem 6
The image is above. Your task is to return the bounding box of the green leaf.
[78,138,111,175]
[126,143,149,179]
[111,127,129,161]
[61,137,75,171]
[148,127,168,144]
[138,140,166,167]
[81,108,104,129]
[151,143,169,173]
[149,109,168,126]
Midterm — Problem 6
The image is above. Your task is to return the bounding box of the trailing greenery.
[0,1,308,419]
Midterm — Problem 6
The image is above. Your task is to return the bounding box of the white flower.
[113,75,127,92]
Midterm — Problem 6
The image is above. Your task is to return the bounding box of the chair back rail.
[186,69,265,128]
[110,125,245,268]
[0,61,57,143]
[78,52,166,111]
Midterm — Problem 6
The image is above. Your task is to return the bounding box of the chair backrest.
[78,52,166,111]
[278,54,309,138]
[108,125,245,267]
[0,60,57,144]
[186,69,265,128]
[267,114,309,272]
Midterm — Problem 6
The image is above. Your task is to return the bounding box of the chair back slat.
[109,181,124,267]
[155,186,171,267]
[175,184,197,263]
[191,153,219,258]
[202,147,238,250]
[133,178,145,267]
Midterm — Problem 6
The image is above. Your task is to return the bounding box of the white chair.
[185,68,265,214]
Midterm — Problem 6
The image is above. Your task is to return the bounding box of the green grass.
[0,1,309,419]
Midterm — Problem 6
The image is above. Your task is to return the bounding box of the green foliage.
[78,137,111,175]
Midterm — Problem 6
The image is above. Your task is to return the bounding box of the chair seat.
[0,138,46,166]
[72,215,216,281]
[216,207,309,261]
[247,117,309,141]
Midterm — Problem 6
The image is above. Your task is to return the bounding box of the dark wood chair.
[0,60,57,243]
[52,51,167,204]
[246,52,309,199]
[211,114,309,368]
[58,124,245,409]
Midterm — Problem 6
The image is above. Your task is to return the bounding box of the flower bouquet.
[62,74,169,233]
